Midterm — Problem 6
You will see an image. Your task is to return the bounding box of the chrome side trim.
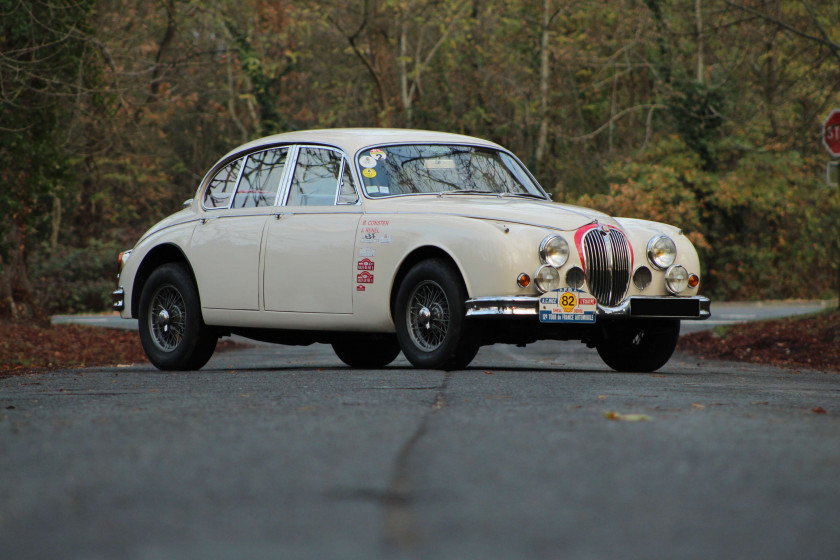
[466,295,711,320]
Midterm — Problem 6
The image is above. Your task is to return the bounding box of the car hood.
[366,195,620,232]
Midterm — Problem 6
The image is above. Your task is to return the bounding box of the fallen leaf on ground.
[812,406,827,414]
[604,411,651,422]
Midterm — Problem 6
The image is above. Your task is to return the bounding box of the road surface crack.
[382,371,451,551]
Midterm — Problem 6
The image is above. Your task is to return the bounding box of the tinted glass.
[287,148,342,206]
[338,160,359,204]
[233,148,288,208]
[203,158,242,208]
[357,145,545,198]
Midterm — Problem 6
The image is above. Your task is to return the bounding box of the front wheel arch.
[131,244,194,318]
[389,246,468,324]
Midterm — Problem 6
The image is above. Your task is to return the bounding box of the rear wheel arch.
[131,244,196,318]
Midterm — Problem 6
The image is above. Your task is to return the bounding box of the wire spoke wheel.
[407,280,450,351]
[395,259,480,370]
[148,284,186,352]
[138,263,217,371]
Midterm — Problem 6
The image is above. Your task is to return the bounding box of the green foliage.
[28,241,125,315]
[2,0,840,314]
[579,135,840,300]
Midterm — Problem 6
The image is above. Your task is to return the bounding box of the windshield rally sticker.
[539,288,597,323]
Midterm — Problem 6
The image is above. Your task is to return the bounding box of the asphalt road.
[3,305,840,560]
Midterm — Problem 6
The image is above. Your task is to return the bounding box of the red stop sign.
[822,109,840,156]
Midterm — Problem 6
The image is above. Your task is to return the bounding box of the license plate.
[538,288,597,323]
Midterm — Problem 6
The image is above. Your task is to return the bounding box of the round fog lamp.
[535,265,560,293]
[565,266,585,290]
[665,265,689,294]
[633,266,652,290]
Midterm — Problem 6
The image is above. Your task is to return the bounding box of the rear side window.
[203,159,242,209]
[233,148,288,208]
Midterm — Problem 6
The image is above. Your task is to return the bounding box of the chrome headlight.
[534,265,560,293]
[647,235,676,270]
[539,236,569,268]
[665,265,689,294]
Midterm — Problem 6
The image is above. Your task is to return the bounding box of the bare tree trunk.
[0,252,13,319]
[50,196,62,253]
[696,0,704,84]
[1,216,34,319]
[400,20,412,127]
[535,0,551,162]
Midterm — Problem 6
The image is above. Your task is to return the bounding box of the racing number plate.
[538,288,597,323]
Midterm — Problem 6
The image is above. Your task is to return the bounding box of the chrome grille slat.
[583,228,631,307]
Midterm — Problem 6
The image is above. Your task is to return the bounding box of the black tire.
[394,259,479,370]
[332,334,401,368]
[138,263,217,371]
[595,319,680,372]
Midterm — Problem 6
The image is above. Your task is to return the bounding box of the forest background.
[1,0,839,318]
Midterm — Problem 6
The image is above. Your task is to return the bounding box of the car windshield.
[357,144,547,198]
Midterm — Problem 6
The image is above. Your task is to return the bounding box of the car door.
[190,147,290,310]
[263,146,361,313]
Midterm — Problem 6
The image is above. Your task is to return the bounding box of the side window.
[203,158,243,209]
[286,147,342,206]
[338,159,359,205]
[233,148,288,208]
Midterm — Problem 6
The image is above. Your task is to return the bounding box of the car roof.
[221,128,505,160]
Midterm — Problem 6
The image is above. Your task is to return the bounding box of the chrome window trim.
[336,157,361,205]
[229,146,292,210]
[281,144,359,207]
[353,142,550,201]
[201,156,246,211]
[275,145,300,207]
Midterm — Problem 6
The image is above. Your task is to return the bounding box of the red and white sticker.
[357,271,374,284]
[357,258,375,271]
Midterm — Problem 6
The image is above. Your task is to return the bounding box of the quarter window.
[203,158,243,209]
[338,160,359,204]
[233,148,288,208]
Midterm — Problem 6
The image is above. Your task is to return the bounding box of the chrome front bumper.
[112,287,125,312]
[466,295,711,320]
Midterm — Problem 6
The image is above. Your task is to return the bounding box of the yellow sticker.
[363,168,377,178]
[560,292,577,312]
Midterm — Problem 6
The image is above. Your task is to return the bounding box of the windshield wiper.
[497,192,547,200]
[437,189,497,197]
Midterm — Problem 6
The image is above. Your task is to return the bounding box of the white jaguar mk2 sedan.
[113,128,710,372]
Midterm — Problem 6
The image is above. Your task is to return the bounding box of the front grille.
[582,228,631,307]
